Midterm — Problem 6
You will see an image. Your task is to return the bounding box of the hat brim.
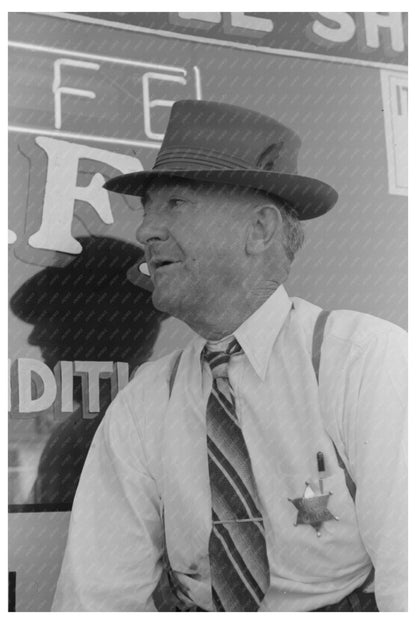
[104,169,338,220]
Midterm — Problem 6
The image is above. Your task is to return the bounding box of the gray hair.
[275,199,305,263]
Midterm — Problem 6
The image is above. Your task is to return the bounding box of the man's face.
[136,179,250,320]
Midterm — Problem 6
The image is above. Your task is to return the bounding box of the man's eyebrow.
[141,186,197,207]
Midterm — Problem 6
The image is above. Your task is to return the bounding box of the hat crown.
[154,100,301,175]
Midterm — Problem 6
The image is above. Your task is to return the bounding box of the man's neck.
[181,281,280,340]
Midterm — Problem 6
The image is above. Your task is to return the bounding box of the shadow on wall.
[10,235,167,507]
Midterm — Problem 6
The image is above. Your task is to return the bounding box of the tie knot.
[204,338,243,378]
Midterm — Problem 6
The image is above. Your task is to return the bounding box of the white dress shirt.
[52,286,407,612]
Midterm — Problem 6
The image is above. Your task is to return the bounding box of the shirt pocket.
[280,468,369,581]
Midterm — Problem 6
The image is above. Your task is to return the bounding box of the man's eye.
[169,198,185,208]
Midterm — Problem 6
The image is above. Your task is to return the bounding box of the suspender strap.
[169,351,183,398]
[312,310,357,501]
[311,310,374,590]
[332,440,357,501]
[312,310,331,383]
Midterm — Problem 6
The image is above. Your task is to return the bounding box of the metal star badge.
[289,482,339,537]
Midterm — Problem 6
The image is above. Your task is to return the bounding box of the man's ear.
[246,204,283,255]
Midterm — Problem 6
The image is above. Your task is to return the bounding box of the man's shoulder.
[122,350,182,401]
[325,309,406,352]
[105,351,183,434]
[292,296,406,349]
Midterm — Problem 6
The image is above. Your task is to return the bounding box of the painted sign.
[380,70,408,195]
[72,12,408,66]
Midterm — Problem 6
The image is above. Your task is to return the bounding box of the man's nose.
[136,212,168,245]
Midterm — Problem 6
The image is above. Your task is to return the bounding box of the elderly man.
[53,100,407,612]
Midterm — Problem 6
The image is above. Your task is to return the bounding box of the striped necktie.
[204,338,270,611]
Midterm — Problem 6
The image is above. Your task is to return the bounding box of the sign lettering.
[28,137,141,254]
[73,12,408,65]
[9,359,131,418]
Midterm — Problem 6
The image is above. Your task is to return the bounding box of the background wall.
[8,12,407,611]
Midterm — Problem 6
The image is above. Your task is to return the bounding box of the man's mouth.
[150,259,181,273]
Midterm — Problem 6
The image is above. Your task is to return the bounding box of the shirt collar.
[192,285,292,381]
[234,285,292,381]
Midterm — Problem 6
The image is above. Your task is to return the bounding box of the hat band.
[153,147,252,171]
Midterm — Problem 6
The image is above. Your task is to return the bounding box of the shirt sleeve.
[52,389,164,611]
[344,327,407,612]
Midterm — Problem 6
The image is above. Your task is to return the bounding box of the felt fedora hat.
[104,100,338,220]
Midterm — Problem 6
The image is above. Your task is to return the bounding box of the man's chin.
[151,287,178,316]
[152,286,197,322]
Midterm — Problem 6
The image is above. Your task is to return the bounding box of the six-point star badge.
[289,482,339,537]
